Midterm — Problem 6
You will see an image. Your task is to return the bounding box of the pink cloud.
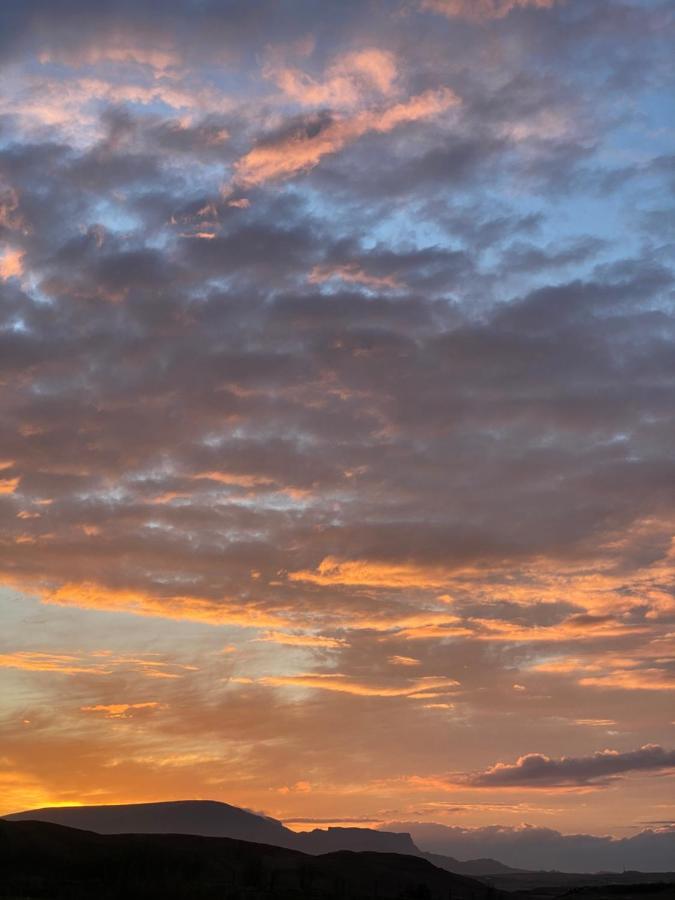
[232,87,459,188]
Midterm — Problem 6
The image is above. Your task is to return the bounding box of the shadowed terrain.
[0,819,502,900]
[4,801,514,875]
[2,820,674,900]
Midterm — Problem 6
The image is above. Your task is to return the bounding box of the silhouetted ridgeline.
[0,819,501,900]
[3,800,518,876]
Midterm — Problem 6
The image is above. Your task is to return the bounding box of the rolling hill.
[0,818,502,900]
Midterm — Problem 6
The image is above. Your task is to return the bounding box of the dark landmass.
[480,870,675,896]
[0,819,501,900]
[499,884,675,900]
[423,851,523,877]
[6,800,675,897]
[4,800,296,848]
[4,801,517,875]
[2,819,674,900]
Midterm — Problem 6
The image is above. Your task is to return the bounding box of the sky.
[0,0,674,867]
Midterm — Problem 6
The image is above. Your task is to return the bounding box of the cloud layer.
[0,0,673,859]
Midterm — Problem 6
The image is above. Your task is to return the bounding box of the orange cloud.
[267,48,397,109]
[0,651,113,675]
[246,673,460,698]
[193,471,275,489]
[579,669,675,692]
[420,0,558,21]
[48,581,287,629]
[232,87,459,188]
[80,702,165,719]
[0,650,193,680]
[466,615,648,643]
[289,556,456,589]
[308,264,402,291]
[255,631,347,649]
[0,475,20,494]
[0,249,24,281]
[389,656,421,667]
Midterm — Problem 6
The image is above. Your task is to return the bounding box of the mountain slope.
[0,819,502,900]
[5,799,297,847]
[5,801,417,856]
[299,826,420,856]
[422,850,523,876]
[3,799,524,874]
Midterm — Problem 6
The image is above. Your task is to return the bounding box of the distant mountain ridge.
[0,818,505,900]
[5,800,296,848]
[2,819,673,900]
[3,799,518,876]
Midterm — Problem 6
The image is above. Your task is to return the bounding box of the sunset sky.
[1,0,674,853]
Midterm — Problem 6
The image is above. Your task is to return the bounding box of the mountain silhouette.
[5,799,512,874]
[5,800,296,847]
[0,818,504,900]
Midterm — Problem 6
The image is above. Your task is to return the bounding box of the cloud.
[46,583,287,629]
[0,650,192,679]
[387,821,675,873]
[232,87,459,187]
[255,631,347,649]
[0,249,24,281]
[288,557,458,589]
[0,651,113,676]
[0,476,20,494]
[0,0,673,844]
[266,48,398,109]
[308,264,402,291]
[420,0,559,22]
[466,745,675,787]
[243,673,460,698]
[80,701,165,718]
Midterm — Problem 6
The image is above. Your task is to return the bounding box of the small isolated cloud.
[466,744,675,788]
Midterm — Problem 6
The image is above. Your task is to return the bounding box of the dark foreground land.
[0,819,503,900]
[1,820,674,900]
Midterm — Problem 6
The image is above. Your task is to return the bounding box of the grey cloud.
[466,744,675,787]
[386,821,675,873]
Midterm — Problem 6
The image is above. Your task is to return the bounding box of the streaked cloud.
[465,745,675,788]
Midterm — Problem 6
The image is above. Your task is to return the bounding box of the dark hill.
[423,850,523,877]
[4,799,296,848]
[299,826,419,856]
[3,799,515,874]
[0,819,502,900]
